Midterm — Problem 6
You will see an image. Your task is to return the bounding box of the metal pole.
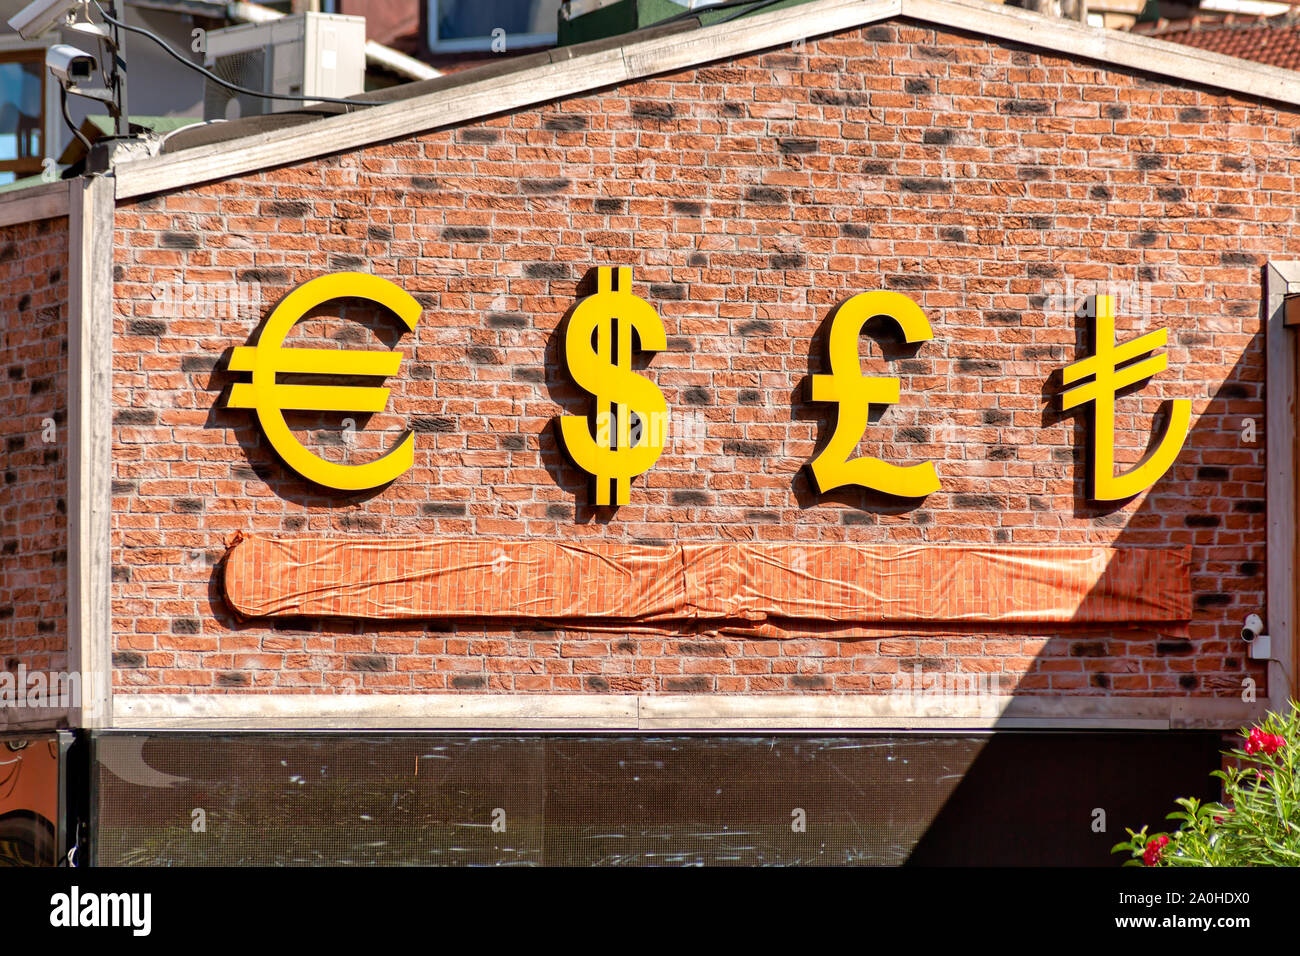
[107,0,128,137]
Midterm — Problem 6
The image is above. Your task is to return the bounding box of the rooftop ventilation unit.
[203,12,366,122]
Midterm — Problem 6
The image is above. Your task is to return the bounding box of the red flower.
[1143,835,1169,866]
[1244,728,1285,756]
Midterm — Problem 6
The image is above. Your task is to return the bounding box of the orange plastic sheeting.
[222,535,1192,627]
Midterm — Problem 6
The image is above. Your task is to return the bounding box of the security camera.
[7,0,85,41]
[1241,613,1264,643]
[46,44,96,85]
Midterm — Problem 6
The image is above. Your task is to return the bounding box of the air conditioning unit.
[203,13,367,122]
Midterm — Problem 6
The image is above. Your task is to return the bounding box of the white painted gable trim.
[112,0,1300,201]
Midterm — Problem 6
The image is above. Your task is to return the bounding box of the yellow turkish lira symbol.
[226,272,421,490]
[559,266,668,505]
[1061,294,1191,500]
[808,290,941,497]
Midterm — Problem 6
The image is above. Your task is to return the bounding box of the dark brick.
[113,409,156,425]
[954,494,1002,509]
[442,226,490,242]
[663,676,711,692]
[900,177,952,193]
[544,115,586,131]
[412,416,456,433]
[521,178,569,194]
[1002,99,1050,114]
[631,101,674,120]
[723,440,771,457]
[649,284,685,300]
[128,319,167,336]
[160,232,200,249]
[670,490,710,506]
[524,262,568,279]
[778,138,817,154]
[791,675,829,689]
[1070,642,1107,658]
[267,200,311,217]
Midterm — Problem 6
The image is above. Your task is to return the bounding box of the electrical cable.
[93,1,374,111]
[716,0,790,23]
[61,86,93,152]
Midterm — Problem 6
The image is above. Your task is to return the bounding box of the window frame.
[0,37,60,182]
[0,45,49,178]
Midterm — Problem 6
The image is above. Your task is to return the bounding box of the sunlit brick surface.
[109,22,1275,696]
[1,216,69,678]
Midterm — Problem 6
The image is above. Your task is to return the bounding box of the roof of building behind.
[1132,10,1300,70]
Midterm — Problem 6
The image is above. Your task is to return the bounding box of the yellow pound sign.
[226,272,421,491]
[808,291,941,497]
[1061,294,1191,500]
[559,266,668,505]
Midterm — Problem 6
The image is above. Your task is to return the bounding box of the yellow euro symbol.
[1061,294,1191,501]
[808,291,941,497]
[226,272,421,491]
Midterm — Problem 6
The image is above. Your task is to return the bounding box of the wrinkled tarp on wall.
[222,536,1192,634]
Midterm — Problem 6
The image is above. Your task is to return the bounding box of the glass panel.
[0,57,43,164]
[92,732,1223,866]
[435,0,561,43]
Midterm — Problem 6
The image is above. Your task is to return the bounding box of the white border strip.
[1265,261,1299,714]
[67,175,115,730]
[111,0,1300,201]
[112,693,1263,730]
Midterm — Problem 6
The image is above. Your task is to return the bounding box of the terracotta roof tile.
[1132,11,1300,71]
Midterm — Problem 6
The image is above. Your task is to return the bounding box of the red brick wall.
[0,216,69,685]
[109,20,1276,698]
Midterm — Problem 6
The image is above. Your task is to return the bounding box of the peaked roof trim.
[112,0,1300,201]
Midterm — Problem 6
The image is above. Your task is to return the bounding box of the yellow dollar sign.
[559,266,668,505]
